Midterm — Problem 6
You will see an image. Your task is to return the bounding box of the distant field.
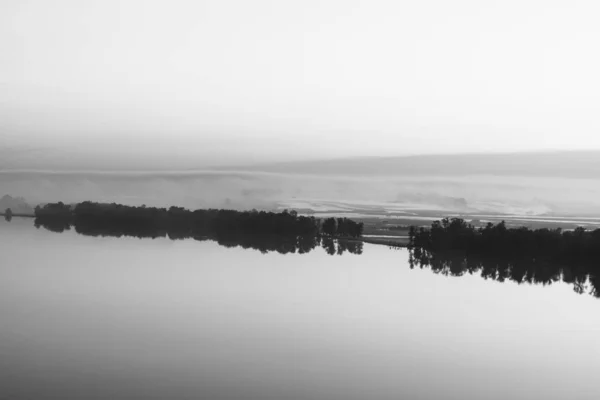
[4,161,600,231]
[287,199,600,231]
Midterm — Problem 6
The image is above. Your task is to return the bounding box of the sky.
[2,0,600,170]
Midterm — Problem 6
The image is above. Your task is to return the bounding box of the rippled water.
[1,218,599,400]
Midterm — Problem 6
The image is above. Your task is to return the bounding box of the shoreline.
[337,235,408,247]
[361,236,408,247]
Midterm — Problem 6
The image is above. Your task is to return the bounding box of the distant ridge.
[214,150,600,179]
[5,150,600,179]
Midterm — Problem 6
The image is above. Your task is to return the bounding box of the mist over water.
[1,218,599,400]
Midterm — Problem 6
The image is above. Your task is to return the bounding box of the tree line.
[35,202,363,238]
[409,217,600,296]
[321,217,364,238]
[33,201,364,255]
[409,218,600,266]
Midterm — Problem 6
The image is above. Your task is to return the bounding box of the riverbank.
[361,236,408,247]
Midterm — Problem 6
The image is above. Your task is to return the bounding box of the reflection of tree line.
[409,248,600,297]
[321,237,363,255]
[409,218,600,298]
[33,201,364,255]
[35,218,363,255]
[32,203,600,296]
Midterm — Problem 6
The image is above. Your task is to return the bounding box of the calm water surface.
[1,218,599,400]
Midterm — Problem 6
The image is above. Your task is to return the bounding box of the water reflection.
[409,247,600,298]
[3,218,600,400]
[34,218,363,256]
[34,218,70,232]
[30,218,600,297]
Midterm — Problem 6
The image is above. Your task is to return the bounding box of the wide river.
[1,217,599,400]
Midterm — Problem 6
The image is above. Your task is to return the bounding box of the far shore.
[1,213,35,218]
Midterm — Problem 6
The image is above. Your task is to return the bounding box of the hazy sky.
[2,0,600,169]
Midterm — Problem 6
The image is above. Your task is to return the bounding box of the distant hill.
[218,151,600,179]
[0,195,34,214]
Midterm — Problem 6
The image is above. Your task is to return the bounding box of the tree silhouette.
[409,217,600,298]
[33,201,365,255]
